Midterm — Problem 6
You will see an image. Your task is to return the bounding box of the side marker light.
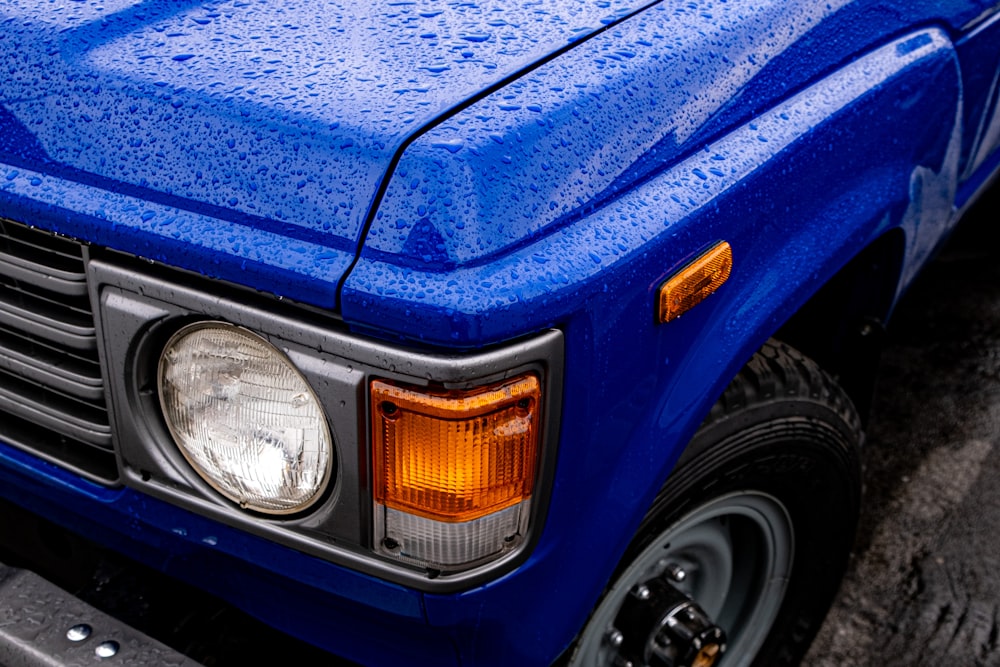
[658,241,732,323]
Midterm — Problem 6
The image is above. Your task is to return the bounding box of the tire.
[568,340,863,667]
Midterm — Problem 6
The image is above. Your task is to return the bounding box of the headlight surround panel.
[89,257,563,591]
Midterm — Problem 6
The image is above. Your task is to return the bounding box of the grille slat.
[0,297,97,350]
[0,251,89,295]
[0,345,104,401]
[0,381,112,447]
[0,218,116,483]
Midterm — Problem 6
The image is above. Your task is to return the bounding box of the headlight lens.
[158,322,333,514]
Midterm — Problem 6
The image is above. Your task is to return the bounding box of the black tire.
[568,340,863,667]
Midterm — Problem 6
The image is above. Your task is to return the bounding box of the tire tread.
[707,340,861,436]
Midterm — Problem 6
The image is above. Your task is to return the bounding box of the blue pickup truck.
[2,1,1000,665]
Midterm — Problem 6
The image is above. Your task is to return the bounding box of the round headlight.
[157,322,333,514]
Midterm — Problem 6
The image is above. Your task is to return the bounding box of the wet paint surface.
[1,0,996,306]
[344,0,997,343]
[364,0,861,269]
[344,25,963,347]
[0,0,651,299]
[1,1,1000,666]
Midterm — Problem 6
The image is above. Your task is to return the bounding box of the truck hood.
[0,0,648,299]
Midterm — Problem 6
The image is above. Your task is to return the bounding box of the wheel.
[568,340,863,667]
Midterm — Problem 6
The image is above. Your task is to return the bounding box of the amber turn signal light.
[658,241,732,323]
[371,374,541,523]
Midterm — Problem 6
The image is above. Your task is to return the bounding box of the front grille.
[0,218,116,483]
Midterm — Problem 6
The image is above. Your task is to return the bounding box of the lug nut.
[606,629,624,648]
[631,584,651,601]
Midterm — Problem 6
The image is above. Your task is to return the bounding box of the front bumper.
[0,561,200,667]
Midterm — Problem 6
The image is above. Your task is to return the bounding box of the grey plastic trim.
[0,345,104,400]
[90,258,564,593]
[0,421,117,485]
[0,562,202,667]
[0,250,89,295]
[0,298,96,350]
[0,384,112,447]
[0,220,114,482]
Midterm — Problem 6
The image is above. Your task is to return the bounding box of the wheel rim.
[571,492,793,667]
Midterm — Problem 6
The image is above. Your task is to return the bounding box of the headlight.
[158,322,333,514]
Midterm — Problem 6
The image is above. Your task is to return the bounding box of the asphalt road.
[805,182,1000,666]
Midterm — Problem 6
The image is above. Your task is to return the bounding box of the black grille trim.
[0,218,116,484]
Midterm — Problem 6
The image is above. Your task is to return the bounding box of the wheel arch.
[774,227,906,423]
[567,340,865,667]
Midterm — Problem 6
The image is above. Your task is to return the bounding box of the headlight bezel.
[91,256,563,592]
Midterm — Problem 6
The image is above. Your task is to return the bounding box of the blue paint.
[0,0,654,296]
[1,1,1000,665]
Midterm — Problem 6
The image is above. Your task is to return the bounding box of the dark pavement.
[806,182,1000,666]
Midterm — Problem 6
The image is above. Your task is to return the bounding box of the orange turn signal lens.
[658,241,732,323]
[371,374,541,523]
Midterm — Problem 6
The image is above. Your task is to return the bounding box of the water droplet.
[431,138,464,153]
[66,625,92,642]
[95,641,119,659]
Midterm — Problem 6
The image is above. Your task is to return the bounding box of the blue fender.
[404,29,962,667]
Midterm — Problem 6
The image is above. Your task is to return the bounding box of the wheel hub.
[570,493,794,667]
[612,577,727,667]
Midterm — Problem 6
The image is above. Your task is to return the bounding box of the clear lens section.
[158,323,332,514]
[378,501,528,569]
